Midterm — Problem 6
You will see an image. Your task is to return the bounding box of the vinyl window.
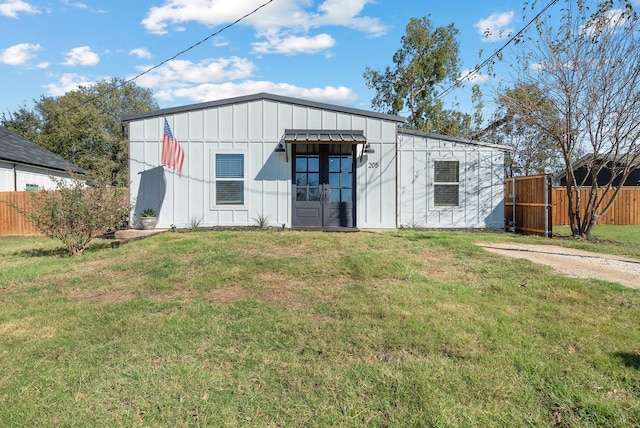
[434,161,459,206]
[214,153,244,205]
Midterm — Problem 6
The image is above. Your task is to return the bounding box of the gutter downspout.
[13,163,17,191]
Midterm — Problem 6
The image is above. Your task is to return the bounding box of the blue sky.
[1,0,633,121]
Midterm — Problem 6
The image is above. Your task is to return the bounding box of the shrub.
[24,173,130,256]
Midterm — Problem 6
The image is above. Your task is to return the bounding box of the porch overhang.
[283,129,366,144]
[281,129,368,161]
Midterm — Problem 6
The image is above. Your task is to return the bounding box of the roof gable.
[0,126,85,174]
[121,92,406,123]
[399,128,511,151]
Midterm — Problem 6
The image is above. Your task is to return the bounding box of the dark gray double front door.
[292,144,354,228]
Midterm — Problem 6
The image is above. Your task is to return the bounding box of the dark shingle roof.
[0,126,85,174]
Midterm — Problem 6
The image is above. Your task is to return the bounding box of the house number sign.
[368,162,379,169]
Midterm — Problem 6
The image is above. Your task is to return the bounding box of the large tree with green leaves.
[502,0,640,239]
[476,83,563,176]
[364,17,470,135]
[2,78,158,186]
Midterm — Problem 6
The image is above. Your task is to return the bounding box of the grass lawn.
[1,229,639,427]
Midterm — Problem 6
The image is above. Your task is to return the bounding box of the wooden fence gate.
[505,174,553,237]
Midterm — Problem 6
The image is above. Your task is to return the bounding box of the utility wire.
[436,0,559,101]
[125,0,274,88]
[59,0,275,117]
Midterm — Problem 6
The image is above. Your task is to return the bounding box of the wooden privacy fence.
[0,191,41,236]
[552,187,640,225]
[505,175,553,237]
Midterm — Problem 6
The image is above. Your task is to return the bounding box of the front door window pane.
[296,158,307,172]
[307,157,319,172]
[329,157,340,172]
[308,187,320,201]
[307,173,319,187]
[329,173,340,187]
[341,173,352,188]
[329,188,340,203]
[296,173,307,186]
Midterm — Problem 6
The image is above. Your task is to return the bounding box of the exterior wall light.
[363,143,375,154]
[274,143,286,153]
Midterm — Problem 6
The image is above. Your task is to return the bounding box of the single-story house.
[555,154,640,187]
[123,93,508,230]
[0,125,85,191]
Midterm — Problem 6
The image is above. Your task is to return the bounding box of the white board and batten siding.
[127,94,402,229]
[398,130,507,229]
[0,160,74,192]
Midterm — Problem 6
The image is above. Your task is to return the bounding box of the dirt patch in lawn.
[477,242,640,289]
[206,285,254,305]
[68,287,136,304]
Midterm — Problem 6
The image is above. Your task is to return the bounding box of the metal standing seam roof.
[283,129,367,144]
[121,92,406,123]
[0,126,86,174]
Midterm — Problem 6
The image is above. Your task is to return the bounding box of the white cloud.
[63,46,100,66]
[155,80,357,106]
[133,57,255,90]
[0,0,39,18]
[129,54,356,106]
[530,62,545,71]
[44,73,93,96]
[0,43,41,65]
[475,11,515,42]
[458,68,491,84]
[141,0,386,46]
[582,8,634,36]
[252,33,335,55]
[130,48,152,59]
[36,62,49,69]
[62,0,87,9]
[313,0,386,36]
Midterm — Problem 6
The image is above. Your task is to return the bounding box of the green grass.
[0,230,639,427]
[553,225,640,258]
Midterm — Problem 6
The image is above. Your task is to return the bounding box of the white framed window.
[434,160,459,207]
[25,183,40,191]
[213,153,245,206]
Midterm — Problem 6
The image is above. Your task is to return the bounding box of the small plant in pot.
[140,208,157,230]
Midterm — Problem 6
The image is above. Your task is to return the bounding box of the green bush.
[24,173,130,256]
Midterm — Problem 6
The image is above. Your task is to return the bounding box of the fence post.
[544,174,550,237]
[511,177,517,233]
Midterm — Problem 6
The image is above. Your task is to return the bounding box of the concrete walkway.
[111,229,167,247]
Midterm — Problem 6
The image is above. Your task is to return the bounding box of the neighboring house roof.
[121,92,406,123]
[399,128,512,152]
[554,153,640,184]
[0,126,85,174]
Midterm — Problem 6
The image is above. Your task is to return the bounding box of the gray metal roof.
[399,128,512,152]
[284,129,367,144]
[0,126,86,173]
[121,92,406,123]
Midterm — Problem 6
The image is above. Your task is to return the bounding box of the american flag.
[162,118,185,177]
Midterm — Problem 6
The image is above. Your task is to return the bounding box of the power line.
[125,0,274,88]
[436,0,559,101]
[60,0,275,116]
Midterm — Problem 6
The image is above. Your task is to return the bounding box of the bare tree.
[503,0,640,239]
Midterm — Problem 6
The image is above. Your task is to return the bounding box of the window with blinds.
[215,153,244,205]
[434,160,459,206]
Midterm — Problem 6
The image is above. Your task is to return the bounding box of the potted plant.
[140,208,157,230]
